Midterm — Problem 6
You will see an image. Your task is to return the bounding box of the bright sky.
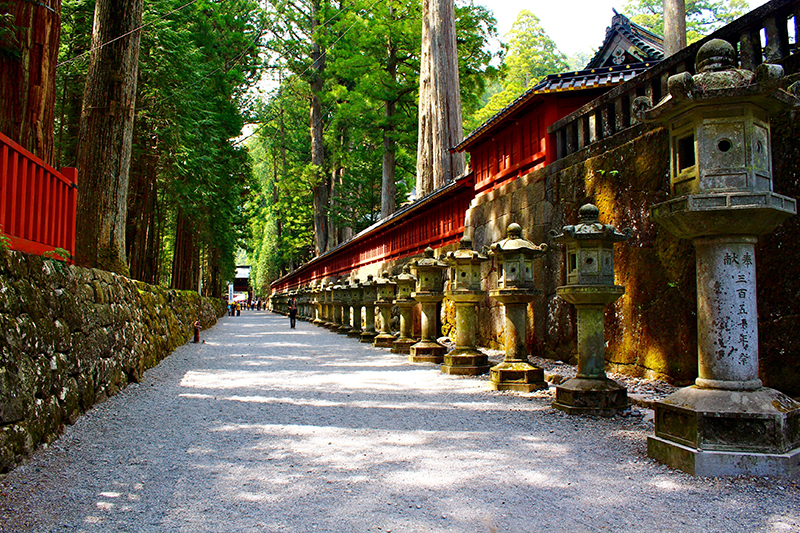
[484,0,772,56]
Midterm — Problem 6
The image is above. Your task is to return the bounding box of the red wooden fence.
[0,132,77,261]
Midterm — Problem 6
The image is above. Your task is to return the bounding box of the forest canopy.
[42,0,740,297]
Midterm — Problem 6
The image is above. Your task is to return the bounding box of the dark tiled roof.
[454,62,655,152]
[454,12,664,153]
[586,11,664,69]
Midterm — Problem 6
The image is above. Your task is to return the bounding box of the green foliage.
[0,0,21,59]
[246,0,497,293]
[624,0,749,43]
[43,248,72,275]
[466,10,568,132]
[0,226,10,253]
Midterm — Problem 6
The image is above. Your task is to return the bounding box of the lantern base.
[391,337,416,354]
[408,341,446,364]
[337,324,351,334]
[347,328,362,338]
[441,348,490,376]
[552,377,628,417]
[312,318,325,327]
[359,330,377,343]
[373,333,396,348]
[488,361,547,392]
[648,386,800,476]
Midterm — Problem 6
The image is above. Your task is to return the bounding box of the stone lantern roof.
[551,204,631,243]
[634,39,800,123]
[412,247,448,268]
[395,264,417,284]
[445,236,487,263]
[487,223,548,256]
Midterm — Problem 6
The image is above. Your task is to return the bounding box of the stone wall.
[465,113,799,395]
[0,250,226,473]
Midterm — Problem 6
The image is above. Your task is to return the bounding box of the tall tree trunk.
[310,0,328,256]
[327,165,338,250]
[126,152,159,283]
[54,4,92,168]
[209,245,222,298]
[415,0,464,198]
[171,208,196,290]
[381,25,397,219]
[74,0,143,274]
[663,0,687,56]
[336,166,351,242]
[0,0,61,164]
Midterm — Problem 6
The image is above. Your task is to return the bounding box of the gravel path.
[1,311,798,533]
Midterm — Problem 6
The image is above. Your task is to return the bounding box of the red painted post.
[62,167,77,259]
[8,149,18,236]
[0,143,7,233]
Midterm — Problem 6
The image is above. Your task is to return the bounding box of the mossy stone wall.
[466,117,799,395]
[0,250,226,473]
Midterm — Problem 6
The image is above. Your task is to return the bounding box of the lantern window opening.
[568,253,578,273]
[677,133,696,173]
[717,138,733,153]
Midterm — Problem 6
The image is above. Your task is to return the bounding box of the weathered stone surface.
[0,250,226,473]
[469,128,704,389]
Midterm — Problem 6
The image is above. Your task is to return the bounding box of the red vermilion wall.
[0,132,77,261]
[469,93,600,196]
[272,177,474,292]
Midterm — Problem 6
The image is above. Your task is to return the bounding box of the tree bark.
[380,26,397,219]
[0,0,61,164]
[126,152,159,284]
[415,0,464,199]
[663,0,687,57]
[74,0,143,274]
[171,208,198,290]
[310,0,328,256]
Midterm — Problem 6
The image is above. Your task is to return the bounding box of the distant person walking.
[289,297,298,329]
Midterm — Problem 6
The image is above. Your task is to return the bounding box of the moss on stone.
[0,250,224,473]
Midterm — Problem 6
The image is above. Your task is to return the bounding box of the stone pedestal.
[408,293,445,363]
[373,302,396,348]
[488,290,546,392]
[552,286,628,416]
[312,295,324,327]
[347,300,362,338]
[337,300,352,334]
[392,300,417,354]
[441,292,490,375]
[360,303,377,343]
[646,232,800,475]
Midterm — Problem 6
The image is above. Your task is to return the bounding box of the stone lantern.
[442,237,490,375]
[636,39,800,476]
[392,265,418,355]
[331,278,346,331]
[373,272,397,348]
[486,223,549,391]
[337,278,353,334]
[322,281,335,328]
[409,247,448,363]
[347,278,363,338]
[312,282,324,326]
[550,204,631,416]
[360,274,378,343]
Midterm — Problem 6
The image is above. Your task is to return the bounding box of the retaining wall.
[0,249,226,473]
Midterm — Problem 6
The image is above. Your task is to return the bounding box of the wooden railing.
[271,176,474,293]
[0,132,78,261]
[548,0,800,161]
